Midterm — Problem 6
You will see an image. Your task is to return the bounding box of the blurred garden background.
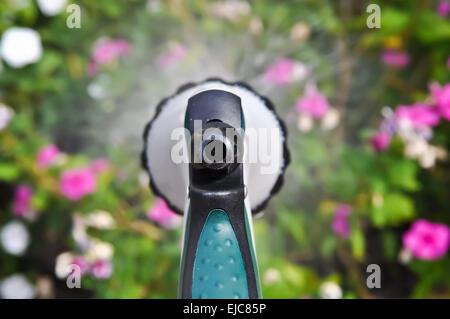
[0,0,450,299]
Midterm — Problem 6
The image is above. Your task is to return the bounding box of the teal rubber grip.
[178,200,261,298]
[192,209,249,299]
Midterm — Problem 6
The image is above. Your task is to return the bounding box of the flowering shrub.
[0,0,449,299]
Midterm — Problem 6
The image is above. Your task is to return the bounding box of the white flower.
[297,114,313,132]
[404,138,447,169]
[319,281,342,299]
[54,252,74,279]
[249,17,263,35]
[321,108,340,131]
[0,220,30,256]
[87,82,106,100]
[37,0,67,16]
[404,139,428,159]
[418,145,447,169]
[0,27,42,68]
[0,274,35,299]
[432,146,447,161]
[35,276,54,299]
[397,118,416,142]
[371,193,384,208]
[86,239,114,261]
[381,106,394,118]
[84,210,116,229]
[0,103,14,131]
[290,22,311,42]
[398,248,412,265]
[419,149,436,169]
[146,0,162,13]
[138,170,150,188]
[291,62,310,83]
[263,268,281,284]
[87,74,111,100]
[72,214,90,250]
[206,1,250,22]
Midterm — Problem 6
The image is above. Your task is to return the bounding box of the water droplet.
[199,293,208,299]
[214,224,222,232]
[229,257,235,264]
[200,275,208,281]
[225,239,232,246]
[201,257,211,264]
[204,239,213,246]
[215,263,223,270]
[231,275,239,282]
[233,293,240,299]
[215,245,223,252]
[216,282,224,289]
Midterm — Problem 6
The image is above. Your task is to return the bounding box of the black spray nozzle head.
[186,90,244,174]
[190,121,243,172]
[185,90,243,132]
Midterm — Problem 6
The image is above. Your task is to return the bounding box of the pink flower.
[72,256,90,275]
[90,158,109,174]
[92,38,130,65]
[332,204,352,238]
[147,198,182,229]
[370,131,391,152]
[395,103,440,128]
[296,83,330,118]
[403,219,450,260]
[91,260,113,279]
[36,144,59,167]
[437,1,450,17]
[430,83,450,121]
[157,44,187,69]
[87,38,131,76]
[264,58,294,85]
[382,50,410,68]
[12,185,34,218]
[60,168,97,201]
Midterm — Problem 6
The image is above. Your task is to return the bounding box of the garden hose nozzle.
[142,79,290,299]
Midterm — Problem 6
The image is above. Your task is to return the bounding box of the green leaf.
[9,111,33,134]
[31,189,50,211]
[372,193,415,227]
[324,167,359,201]
[278,210,307,247]
[382,230,398,261]
[37,51,63,75]
[381,8,410,33]
[261,259,319,299]
[388,160,420,191]
[409,258,450,298]
[371,177,387,193]
[350,228,365,261]
[320,235,336,258]
[0,163,20,181]
[416,12,450,43]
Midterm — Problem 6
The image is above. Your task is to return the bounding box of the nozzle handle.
[178,188,261,299]
[180,89,260,298]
